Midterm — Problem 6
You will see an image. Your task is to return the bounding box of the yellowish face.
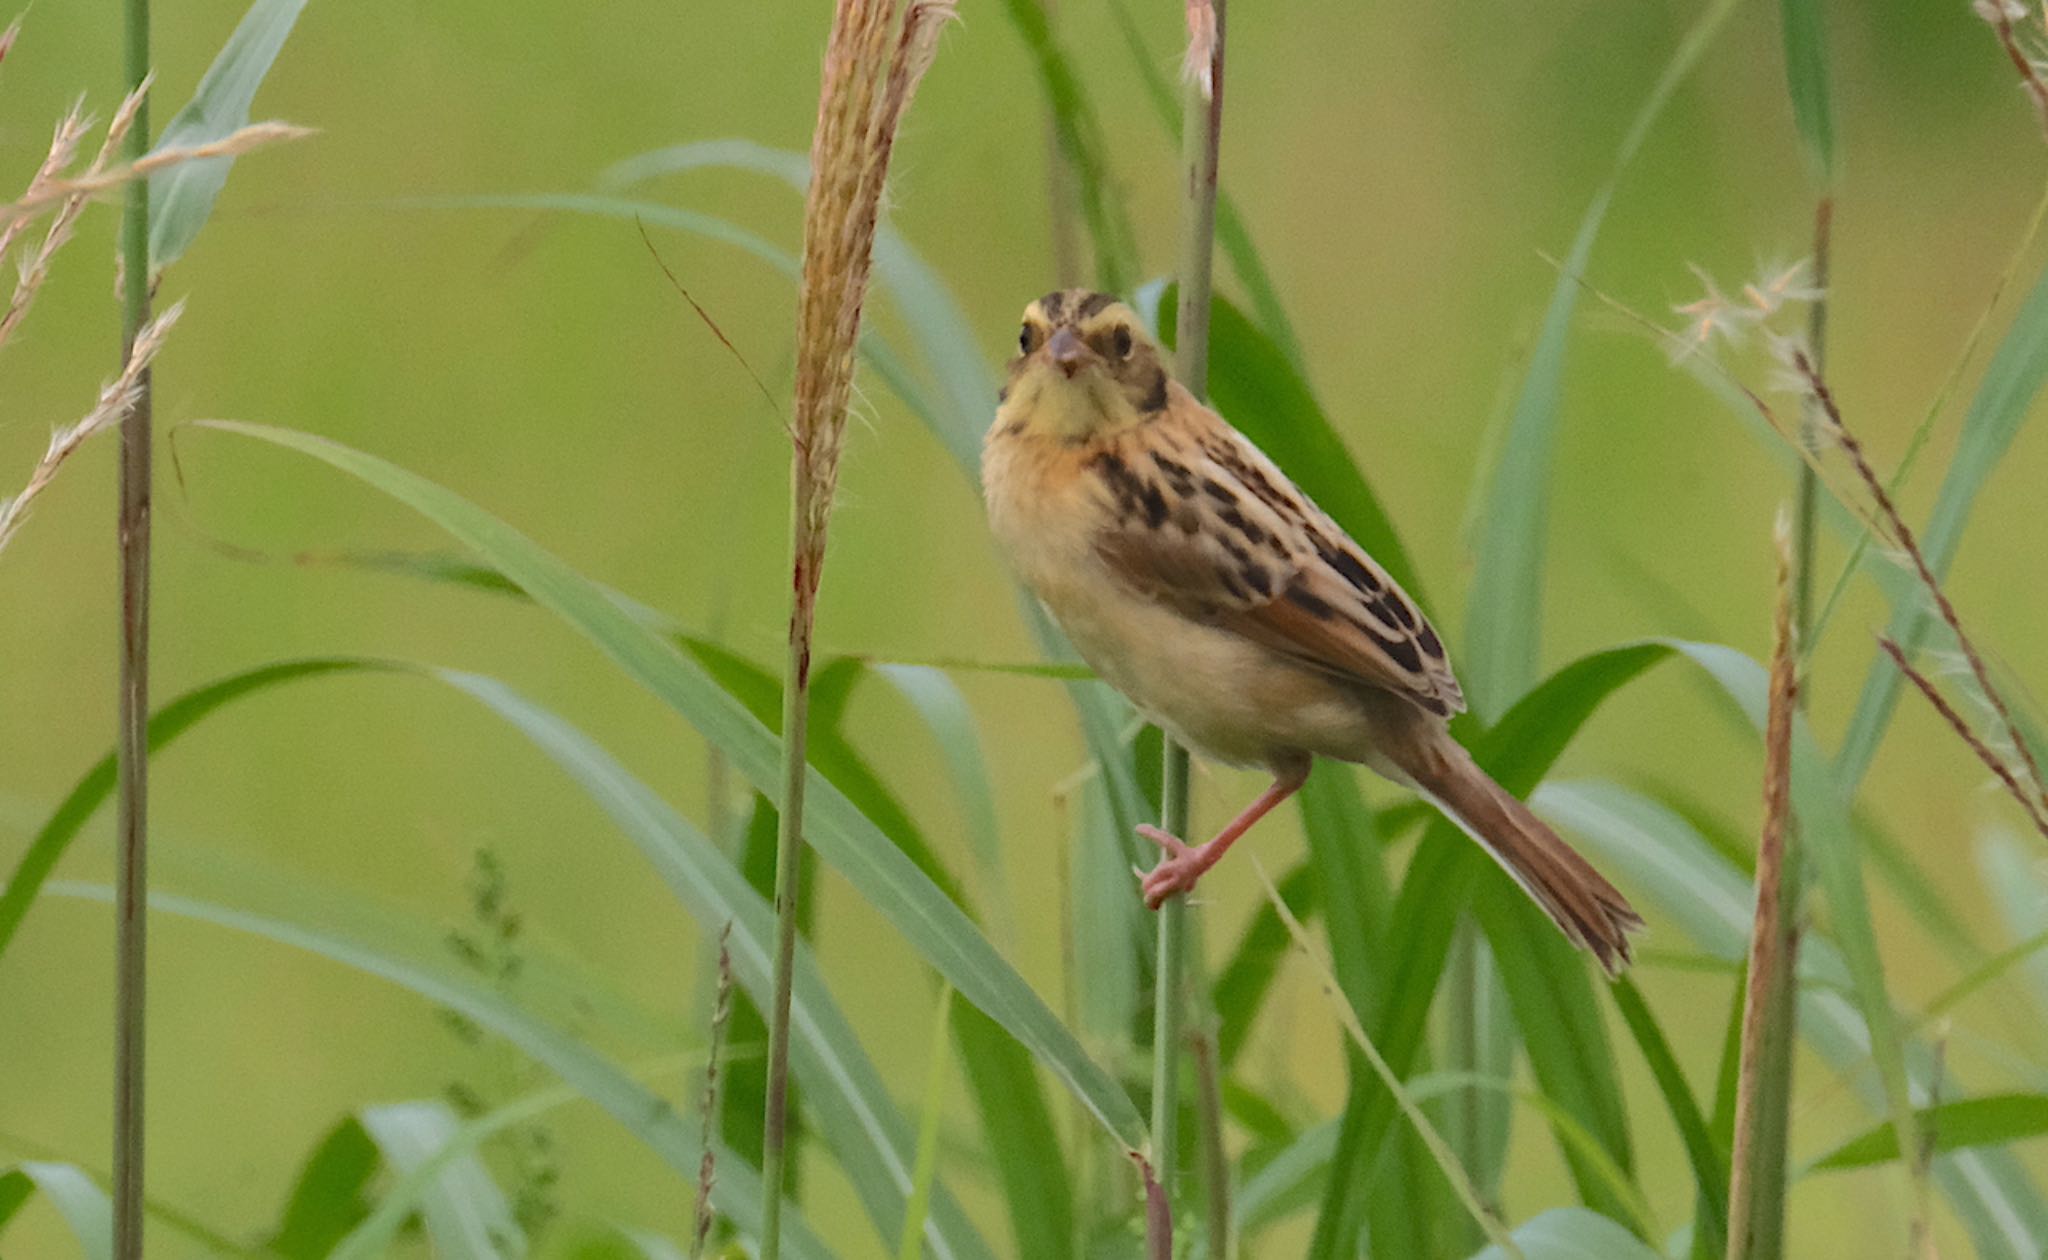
[997,289,1171,441]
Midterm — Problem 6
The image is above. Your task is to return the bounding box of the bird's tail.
[1383,732,1642,975]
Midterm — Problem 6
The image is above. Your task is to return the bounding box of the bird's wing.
[1088,393,1465,717]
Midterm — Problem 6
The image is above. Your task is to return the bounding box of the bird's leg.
[1136,762,1310,909]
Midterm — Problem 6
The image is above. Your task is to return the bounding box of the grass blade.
[1541,778,2048,1259]
[194,421,1148,1152]
[1468,1208,1663,1260]
[1463,0,1740,715]
[0,1163,113,1260]
[1308,642,1671,1258]
[1778,0,1836,184]
[44,883,832,1260]
[1609,977,1727,1258]
[148,0,309,271]
[993,0,1140,291]
[898,988,954,1260]
[1810,1096,2048,1172]
[355,1102,524,1260]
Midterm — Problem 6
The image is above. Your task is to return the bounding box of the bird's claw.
[1135,824,1207,909]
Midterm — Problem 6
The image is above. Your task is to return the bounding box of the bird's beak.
[1048,327,1089,378]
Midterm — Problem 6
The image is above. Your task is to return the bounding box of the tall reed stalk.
[113,0,154,1254]
[1151,2,1225,1252]
[1725,514,1800,1260]
[762,4,951,1256]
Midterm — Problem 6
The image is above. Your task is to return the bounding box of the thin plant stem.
[1190,1028,1230,1258]
[1035,0,1081,287]
[1149,5,1225,1253]
[1792,197,1831,641]
[113,0,154,1252]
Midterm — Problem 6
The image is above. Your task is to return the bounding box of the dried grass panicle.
[1788,349,2048,815]
[0,301,183,558]
[1881,638,2048,841]
[789,0,954,607]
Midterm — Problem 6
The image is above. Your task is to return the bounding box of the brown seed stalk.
[1790,349,2048,817]
[1880,638,2048,841]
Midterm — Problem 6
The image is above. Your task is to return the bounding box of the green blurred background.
[3,0,2046,1254]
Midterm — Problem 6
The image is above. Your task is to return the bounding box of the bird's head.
[996,289,1171,441]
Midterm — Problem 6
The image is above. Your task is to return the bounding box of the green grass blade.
[871,665,1009,932]
[196,421,1148,1152]
[950,1002,1074,1260]
[46,883,832,1260]
[1609,978,1727,1258]
[1155,286,1428,608]
[355,1102,524,1260]
[1307,642,1671,1258]
[0,657,366,967]
[1810,1096,2048,1172]
[1542,779,2048,1259]
[1836,255,2048,790]
[148,0,309,270]
[899,988,955,1260]
[1669,642,1921,1196]
[992,0,1140,291]
[1977,829,2048,1019]
[0,1163,113,1260]
[1471,891,1638,1227]
[266,1119,378,1259]
[1778,0,1836,183]
[1467,1208,1663,1260]
[1463,0,1740,716]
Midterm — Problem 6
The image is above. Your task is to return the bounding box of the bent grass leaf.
[194,421,1147,1152]
[1810,1096,2048,1172]
[0,1163,112,1260]
[47,879,831,1260]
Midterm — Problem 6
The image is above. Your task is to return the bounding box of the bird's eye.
[1112,326,1134,359]
[1019,324,1041,354]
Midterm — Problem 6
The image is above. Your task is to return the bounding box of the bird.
[981,288,1643,974]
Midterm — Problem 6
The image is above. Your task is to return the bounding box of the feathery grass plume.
[1788,348,2048,816]
[0,301,182,559]
[0,120,311,226]
[760,3,953,1256]
[1725,510,1801,1260]
[1880,639,2048,840]
[1976,0,2048,142]
[693,924,734,1260]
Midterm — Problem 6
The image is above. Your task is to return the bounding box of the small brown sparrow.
[981,289,1642,973]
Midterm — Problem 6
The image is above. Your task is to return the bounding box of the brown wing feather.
[1088,388,1464,717]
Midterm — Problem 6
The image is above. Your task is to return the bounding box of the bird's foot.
[1136,824,1211,909]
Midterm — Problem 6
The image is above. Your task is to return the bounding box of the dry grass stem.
[0,300,183,558]
[1977,0,2048,142]
[1725,510,1802,1260]
[1880,639,2048,840]
[1789,349,2048,816]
